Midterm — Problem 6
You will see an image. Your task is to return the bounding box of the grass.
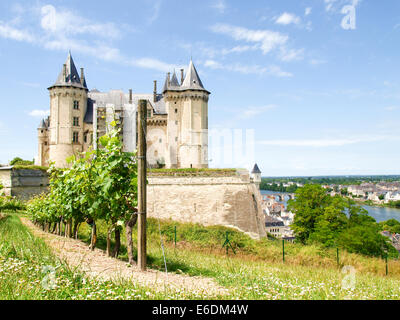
[0,196,26,212]
[11,165,49,172]
[78,217,400,279]
[0,213,224,300]
[3,212,400,300]
[76,217,400,299]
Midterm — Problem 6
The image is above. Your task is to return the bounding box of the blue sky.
[1,0,400,176]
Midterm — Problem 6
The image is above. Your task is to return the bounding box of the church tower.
[163,60,210,168]
[47,52,88,167]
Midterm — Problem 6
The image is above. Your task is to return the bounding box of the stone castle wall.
[0,167,266,239]
[0,168,49,200]
[147,170,266,239]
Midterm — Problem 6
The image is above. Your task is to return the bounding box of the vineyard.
[27,123,139,264]
[1,125,400,300]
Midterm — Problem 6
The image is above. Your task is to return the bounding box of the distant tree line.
[260,181,298,193]
[261,175,400,188]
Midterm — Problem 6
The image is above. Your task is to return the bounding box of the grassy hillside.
[77,217,400,279]
[2,212,400,300]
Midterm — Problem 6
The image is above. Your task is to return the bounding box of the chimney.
[153,80,157,103]
[180,69,184,85]
[80,68,84,85]
[63,64,67,82]
[129,89,132,104]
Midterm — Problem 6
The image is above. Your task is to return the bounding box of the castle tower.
[251,163,262,189]
[47,52,88,167]
[163,60,210,168]
[35,118,50,166]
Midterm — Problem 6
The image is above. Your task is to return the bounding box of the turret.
[35,117,49,166]
[251,163,262,189]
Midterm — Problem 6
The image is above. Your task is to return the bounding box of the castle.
[36,52,209,169]
[33,52,267,239]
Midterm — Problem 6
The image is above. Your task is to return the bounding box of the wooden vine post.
[137,99,147,271]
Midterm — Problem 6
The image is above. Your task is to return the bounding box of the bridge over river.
[261,191,295,202]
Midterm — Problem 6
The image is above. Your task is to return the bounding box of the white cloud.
[324,0,361,13]
[310,59,327,65]
[0,22,35,43]
[221,45,258,55]
[0,4,180,74]
[279,48,304,62]
[211,0,227,13]
[305,7,312,16]
[203,59,293,77]
[324,0,337,12]
[148,0,162,25]
[40,5,121,39]
[243,105,277,118]
[210,23,288,55]
[384,106,399,111]
[130,58,184,73]
[275,12,301,25]
[29,110,50,117]
[267,65,293,77]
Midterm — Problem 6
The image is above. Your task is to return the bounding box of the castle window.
[175,121,178,125]
[147,110,152,118]
[175,109,177,113]
[84,133,87,143]
[73,117,79,126]
[72,132,79,143]
[175,137,178,142]
[159,138,162,143]
[73,101,79,110]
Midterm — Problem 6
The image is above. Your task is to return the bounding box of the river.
[260,190,400,223]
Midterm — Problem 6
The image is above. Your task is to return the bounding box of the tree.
[287,184,331,244]
[287,184,398,258]
[379,219,400,234]
[338,225,395,258]
[309,197,349,247]
[10,157,34,166]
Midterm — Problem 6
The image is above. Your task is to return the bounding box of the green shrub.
[0,195,26,212]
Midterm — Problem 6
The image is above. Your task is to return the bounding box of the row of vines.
[27,123,139,264]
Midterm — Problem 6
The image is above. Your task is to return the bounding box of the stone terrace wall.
[0,167,49,200]
[147,169,267,239]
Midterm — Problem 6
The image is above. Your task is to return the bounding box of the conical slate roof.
[38,118,47,129]
[251,163,261,174]
[162,72,170,93]
[162,60,209,94]
[170,71,180,87]
[181,60,206,91]
[49,52,87,90]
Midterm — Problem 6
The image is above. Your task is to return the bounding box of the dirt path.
[20,217,229,297]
